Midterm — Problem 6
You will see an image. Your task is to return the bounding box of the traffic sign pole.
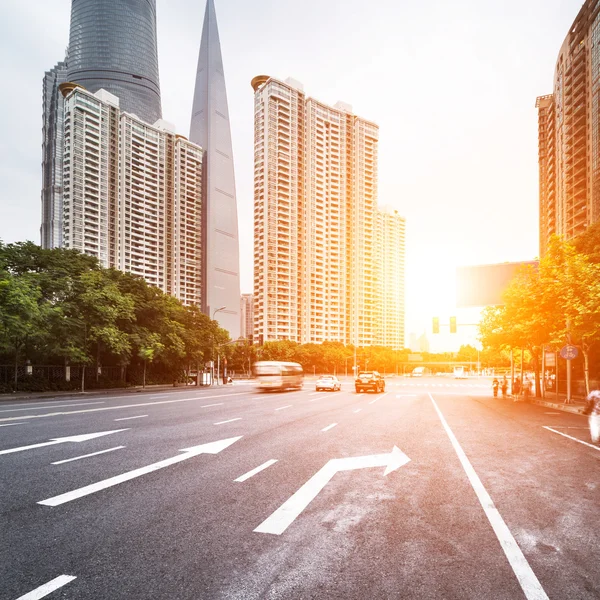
[567,359,572,404]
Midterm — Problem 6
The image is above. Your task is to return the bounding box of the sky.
[0,0,586,351]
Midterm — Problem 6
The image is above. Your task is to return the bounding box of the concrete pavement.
[1,377,599,599]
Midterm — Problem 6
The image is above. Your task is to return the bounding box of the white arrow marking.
[38,436,242,506]
[0,429,129,457]
[254,446,410,535]
[16,575,76,600]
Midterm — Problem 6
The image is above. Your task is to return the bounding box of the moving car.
[453,366,467,379]
[355,371,385,393]
[411,367,425,377]
[253,361,304,391]
[316,375,341,392]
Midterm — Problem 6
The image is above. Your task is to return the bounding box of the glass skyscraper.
[66,0,162,125]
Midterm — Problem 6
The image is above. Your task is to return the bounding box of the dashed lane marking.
[214,418,242,425]
[235,459,278,482]
[353,409,362,413]
[0,402,104,414]
[321,423,337,432]
[275,405,292,411]
[15,575,77,600]
[114,415,148,422]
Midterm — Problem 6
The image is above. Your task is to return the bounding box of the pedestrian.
[492,377,499,397]
[523,376,532,401]
[513,377,521,399]
[501,376,508,398]
[584,390,600,444]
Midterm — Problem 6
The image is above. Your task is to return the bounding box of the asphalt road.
[1,376,599,599]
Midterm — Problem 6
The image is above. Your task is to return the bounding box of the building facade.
[252,76,380,346]
[375,206,406,350]
[66,0,162,125]
[61,85,203,305]
[189,0,241,338]
[41,58,68,249]
[537,0,600,254]
[240,294,254,339]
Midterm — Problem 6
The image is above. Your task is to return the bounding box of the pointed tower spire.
[190,0,241,338]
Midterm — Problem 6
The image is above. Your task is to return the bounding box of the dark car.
[355,371,385,393]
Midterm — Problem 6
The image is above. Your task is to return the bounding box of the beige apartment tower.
[537,0,600,254]
[252,76,379,345]
[61,85,203,305]
[375,206,406,350]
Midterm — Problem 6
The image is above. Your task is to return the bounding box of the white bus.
[253,361,304,391]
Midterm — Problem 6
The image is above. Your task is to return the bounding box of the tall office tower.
[252,75,379,345]
[189,0,240,337]
[240,294,254,339]
[374,206,406,350]
[537,0,600,255]
[41,58,68,249]
[66,0,162,125]
[61,85,203,305]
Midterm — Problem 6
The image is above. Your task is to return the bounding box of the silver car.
[316,376,341,391]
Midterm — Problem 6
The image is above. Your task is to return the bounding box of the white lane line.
[114,415,148,422]
[543,412,561,415]
[149,394,171,399]
[543,426,600,451]
[321,423,337,432]
[0,392,247,423]
[201,403,223,408]
[0,422,26,427]
[51,446,125,465]
[396,394,417,398]
[308,392,321,396]
[235,459,278,482]
[353,409,362,413]
[369,392,389,405]
[275,405,293,411]
[429,393,548,600]
[0,401,104,414]
[214,418,242,425]
[309,395,329,402]
[16,575,77,600]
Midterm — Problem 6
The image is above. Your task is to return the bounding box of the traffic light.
[432,317,439,334]
[449,316,457,334]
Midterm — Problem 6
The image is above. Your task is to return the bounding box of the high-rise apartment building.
[240,294,254,339]
[537,0,600,254]
[61,85,203,305]
[41,58,68,249]
[190,0,240,337]
[252,76,379,345]
[375,206,406,350]
[66,0,162,125]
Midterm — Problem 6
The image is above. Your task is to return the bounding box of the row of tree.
[479,225,600,398]
[0,242,230,391]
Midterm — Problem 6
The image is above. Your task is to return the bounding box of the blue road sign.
[560,345,579,360]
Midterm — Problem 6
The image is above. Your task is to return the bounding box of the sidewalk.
[529,391,587,415]
[0,380,254,403]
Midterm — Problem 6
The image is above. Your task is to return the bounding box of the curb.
[530,398,586,415]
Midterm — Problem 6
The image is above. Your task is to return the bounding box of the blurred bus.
[253,361,304,391]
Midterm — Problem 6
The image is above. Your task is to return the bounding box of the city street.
[1,376,599,599]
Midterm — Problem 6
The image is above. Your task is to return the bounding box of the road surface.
[1,376,598,599]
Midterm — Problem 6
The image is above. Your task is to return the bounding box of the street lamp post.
[212,306,227,385]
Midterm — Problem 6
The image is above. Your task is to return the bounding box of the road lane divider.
[353,409,362,413]
[543,426,600,451]
[38,437,242,507]
[0,423,26,427]
[309,395,329,402]
[0,392,248,424]
[0,401,104,414]
[235,459,278,482]
[51,446,125,465]
[214,418,242,425]
[275,405,292,411]
[429,393,549,600]
[0,429,129,457]
[321,423,337,432]
[15,575,76,599]
[114,415,148,422]
[201,403,224,408]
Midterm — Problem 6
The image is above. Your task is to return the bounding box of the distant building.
[375,206,406,350]
[41,58,68,249]
[240,294,254,340]
[189,0,240,337]
[61,85,203,305]
[252,76,378,346]
[537,0,600,254]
